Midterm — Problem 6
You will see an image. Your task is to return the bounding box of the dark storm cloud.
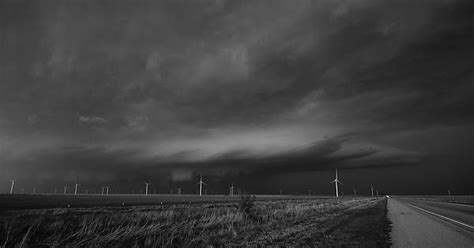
[78,116,107,125]
[2,133,424,184]
[0,0,472,189]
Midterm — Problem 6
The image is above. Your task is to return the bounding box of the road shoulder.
[388,198,473,248]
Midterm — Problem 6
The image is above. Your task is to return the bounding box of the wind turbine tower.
[9,179,15,194]
[371,185,374,197]
[33,186,36,194]
[331,168,342,197]
[105,186,110,195]
[144,182,150,195]
[74,183,80,195]
[63,186,68,195]
[197,174,206,196]
[177,187,181,195]
[230,183,234,196]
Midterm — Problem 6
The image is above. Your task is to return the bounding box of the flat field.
[0,194,332,211]
[0,196,390,247]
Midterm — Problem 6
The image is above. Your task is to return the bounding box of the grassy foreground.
[0,197,390,247]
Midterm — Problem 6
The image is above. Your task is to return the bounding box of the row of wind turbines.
[7,173,238,196]
[331,169,379,197]
[8,180,88,195]
[8,170,380,197]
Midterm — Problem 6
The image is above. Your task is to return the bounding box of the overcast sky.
[0,0,473,195]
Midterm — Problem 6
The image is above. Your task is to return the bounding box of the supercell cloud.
[0,0,473,194]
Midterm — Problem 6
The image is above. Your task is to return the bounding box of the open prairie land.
[0,196,390,247]
[0,194,330,211]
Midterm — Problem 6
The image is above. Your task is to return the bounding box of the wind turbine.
[63,186,68,195]
[9,179,15,194]
[144,182,150,195]
[353,188,356,197]
[33,186,37,194]
[371,185,374,197]
[197,174,206,196]
[177,187,181,195]
[101,187,105,195]
[331,168,342,198]
[105,186,110,195]
[74,183,80,195]
[229,183,234,196]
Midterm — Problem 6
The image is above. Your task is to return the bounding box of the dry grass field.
[0,196,390,247]
[0,194,330,211]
